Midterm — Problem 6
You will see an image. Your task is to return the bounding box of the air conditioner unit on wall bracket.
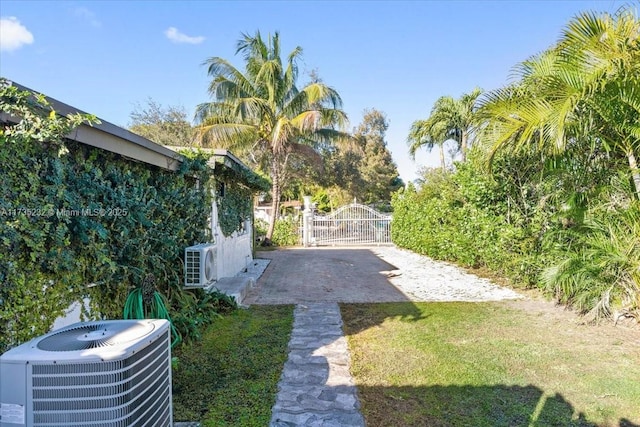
[184,243,217,288]
[0,319,172,427]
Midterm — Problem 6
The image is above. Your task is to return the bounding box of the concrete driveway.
[243,247,412,304]
[243,246,523,305]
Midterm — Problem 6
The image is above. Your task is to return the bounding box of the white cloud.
[0,17,34,52]
[165,27,205,45]
[74,7,101,28]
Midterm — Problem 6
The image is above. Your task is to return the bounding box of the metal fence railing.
[301,203,392,246]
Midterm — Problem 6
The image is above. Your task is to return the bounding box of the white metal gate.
[301,203,392,246]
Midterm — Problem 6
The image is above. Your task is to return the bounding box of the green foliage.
[178,149,268,238]
[272,217,301,246]
[397,8,640,321]
[543,203,640,320]
[478,7,640,198]
[324,109,403,206]
[392,163,515,272]
[255,217,300,247]
[408,87,482,167]
[216,178,253,237]
[210,156,271,194]
[311,188,332,212]
[393,142,639,318]
[0,81,229,353]
[172,305,294,425]
[355,110,404,204]
[1,81,97,351]
[128,98,195,146]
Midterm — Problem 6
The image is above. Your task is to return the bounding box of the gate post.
[302,196,313,247]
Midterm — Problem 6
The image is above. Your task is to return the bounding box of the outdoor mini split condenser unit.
[184,243,217,288]
[0,319,172,427]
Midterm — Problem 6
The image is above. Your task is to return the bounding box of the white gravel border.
[370,246,523,302]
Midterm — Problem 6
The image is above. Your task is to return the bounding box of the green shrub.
[391,141,639,321]
[272,217,301,246]
[543,202,640,320]
[255,216,300,247]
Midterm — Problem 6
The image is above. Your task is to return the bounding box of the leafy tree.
[128,98,195,146]
[354,109,403,205]
[195,31,348,242]
[408,88,482,167]
[479,8,640,199]
[323,109,402,207]
[324,146,365,204]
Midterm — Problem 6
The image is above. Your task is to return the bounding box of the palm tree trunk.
[439,143,445,172]
[460,131,468,162]
[266,157,281,241]
[627,149,640,200]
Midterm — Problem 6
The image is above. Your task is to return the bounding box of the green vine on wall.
[213,160,269,237]
[0,81,225,353]
[215,177,252,237]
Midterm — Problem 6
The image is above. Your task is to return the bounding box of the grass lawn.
[171,305,294,427]
[341,301,640,427]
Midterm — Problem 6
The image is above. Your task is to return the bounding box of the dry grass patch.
[341,301,640,427]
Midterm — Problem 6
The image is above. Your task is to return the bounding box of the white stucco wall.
[215,227,253,279]
[211,200,254,279]
[51,298,90,331]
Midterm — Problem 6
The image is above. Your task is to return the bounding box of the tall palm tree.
[195,31,348,241]
[479,8,640,198]
[408,88,482,168]
[455,88,483,161]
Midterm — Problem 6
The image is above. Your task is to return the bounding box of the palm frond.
[289,110,320,132]
[203,58,257,100]
[286,46,303,83]
[407,120,432,153]
[195,122,257,149]
[301,83,344,109]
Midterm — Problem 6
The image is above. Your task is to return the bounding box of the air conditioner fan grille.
[37,321,155,352]
[204,248,215,281]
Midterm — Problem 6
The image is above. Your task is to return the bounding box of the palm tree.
[479,8,640,198]
[408,88,482,168]
[407,115,448,171]
[456,88,483,161]
[195,31,348,242]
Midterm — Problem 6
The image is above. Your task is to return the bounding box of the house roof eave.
[2,80,185,171]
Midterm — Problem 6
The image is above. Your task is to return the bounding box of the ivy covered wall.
[215,177,253,238]
[0,83,220,353]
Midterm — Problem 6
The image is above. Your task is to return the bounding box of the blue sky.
[0,0,626,183]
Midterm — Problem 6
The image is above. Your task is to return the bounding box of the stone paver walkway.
[270,303,365,427]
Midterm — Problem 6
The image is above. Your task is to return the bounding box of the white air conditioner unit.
[184,243,217,288]
[0,319,172,427]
